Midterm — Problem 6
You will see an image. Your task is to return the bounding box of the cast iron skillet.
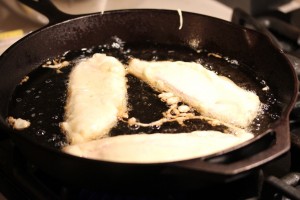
[0,0,298,190]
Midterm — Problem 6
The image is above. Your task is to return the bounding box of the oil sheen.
[8,39,280,149]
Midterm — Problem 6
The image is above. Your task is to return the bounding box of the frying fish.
[63,131,254,163]
[61,53,127,144]
[127,59,261,128]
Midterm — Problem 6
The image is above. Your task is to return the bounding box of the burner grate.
[261,173,300,200]
[231,8,300,58]
[217,0,291,15]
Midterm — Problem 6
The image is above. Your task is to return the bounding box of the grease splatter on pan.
[8,37,280,149]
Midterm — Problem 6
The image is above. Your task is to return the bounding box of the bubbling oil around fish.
[8,38,280,149]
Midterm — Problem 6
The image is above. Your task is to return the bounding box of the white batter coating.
[7,116,30,130]
[128,59,261,128]
[61,53,127,144]
[63,131,254,163]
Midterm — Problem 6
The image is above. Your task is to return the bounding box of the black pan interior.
[8,37,280,149]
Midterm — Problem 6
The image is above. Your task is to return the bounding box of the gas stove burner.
[256,9,300,56]
[217,0,292,15]
[232,9,300,58]
[261,173,300,199]
[232,7,300,58]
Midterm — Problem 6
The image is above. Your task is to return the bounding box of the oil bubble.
[52,115,59,120]
[128,124,140,130]
[51,122,59,127]
[36,129,46,136]
[48,134,60,142]
[152,55,158,61]
[54,141,66,148]
[112,42,121,49]
[45,79,52,84]
[16,98,22,102]
[151,125,161,130]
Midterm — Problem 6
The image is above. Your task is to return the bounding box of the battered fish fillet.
[128,59,260,128]
[63,131,254,163]
[61,53,127,144]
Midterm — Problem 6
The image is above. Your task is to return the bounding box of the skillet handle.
[17,0,79,25]
[172,121,290,176]
[231,8,283,50]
